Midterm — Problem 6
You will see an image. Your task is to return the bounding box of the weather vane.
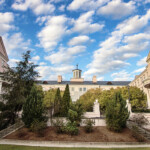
[76,64,78,69]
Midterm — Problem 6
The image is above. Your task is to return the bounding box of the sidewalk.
[0,139,150,148]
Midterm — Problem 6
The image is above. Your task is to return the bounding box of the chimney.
[57,75,62,83]
[92,75,97,83]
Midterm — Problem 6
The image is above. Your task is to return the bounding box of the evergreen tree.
[22,85,47,128]
[54,88,61,116]
[105,92,129,132]
[61,84,71,116]
[0,51,39,130]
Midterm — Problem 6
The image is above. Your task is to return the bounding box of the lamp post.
[127,85,130,101]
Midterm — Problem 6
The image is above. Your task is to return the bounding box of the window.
[79,88,82,91]
[2,59,5,67]
[72,87,74,91]
[107,82,112,85]
[83,87,86,91]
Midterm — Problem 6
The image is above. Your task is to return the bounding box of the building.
[0,37,9,94]
[38,65,130,102]
[129,52,150,108]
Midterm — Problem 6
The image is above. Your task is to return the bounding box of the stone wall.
[47,118,106,127]
[0,120,24,139]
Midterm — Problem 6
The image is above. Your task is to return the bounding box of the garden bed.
[4,127,143,142]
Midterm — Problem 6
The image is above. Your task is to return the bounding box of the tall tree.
[105,92,129,132]
[61,84,71,117]
[22,85,47,128]
[54,88,61,116]
[0,51,39,130]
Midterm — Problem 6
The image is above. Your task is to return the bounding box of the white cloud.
[0,0,5,5]
[111,70,133,81]
[0,12,15,35]
[59,5,65,12]
[12,0,55,15]
[8,58,19,67]
[97,76,104,81]
[31,55,40,64]
[71,11,104,34]
[37,15,68,51]
[36,16,51,26]
[3,33,30,56]
[84,10,150,77]
[39,62,46,66]
[67,0,109,11]
[37,64,74,80]
[132,67,145,74]
[116,10,150,35]
[145,0,150,3]
[97,0,135,19]
[68,35,90,46]
[137,57,147,66]
[45,45,86,64]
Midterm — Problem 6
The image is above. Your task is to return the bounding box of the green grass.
[0,145,150,150]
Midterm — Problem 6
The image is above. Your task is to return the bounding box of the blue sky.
[0,0,150,81]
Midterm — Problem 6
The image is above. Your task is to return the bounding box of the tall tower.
[70,64,84,82]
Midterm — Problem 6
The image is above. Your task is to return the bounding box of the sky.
[0,0,150,81]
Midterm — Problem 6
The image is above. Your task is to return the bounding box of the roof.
[36,80,131,86]
[0,36,9,61]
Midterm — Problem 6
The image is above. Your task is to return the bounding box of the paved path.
[1,139,150,148]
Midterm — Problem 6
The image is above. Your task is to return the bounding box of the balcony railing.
[143,77,150,88]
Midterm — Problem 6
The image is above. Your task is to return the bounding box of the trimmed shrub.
[30,119,46,137]
[52,118,66,134]
[65,121,79,135]
[84,119,95,133]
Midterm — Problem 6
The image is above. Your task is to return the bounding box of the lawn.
[0,145,150,150]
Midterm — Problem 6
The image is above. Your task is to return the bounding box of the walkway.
[0,139,150,148]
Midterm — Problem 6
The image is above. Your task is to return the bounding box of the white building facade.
[38,66,130,102]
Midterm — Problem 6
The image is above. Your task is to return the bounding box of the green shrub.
[67,109,78,123]
[84,119,95,133]
[30,119,46,137]
[65,121,78,135]
[52,118,66,134]
[105,92,129,132]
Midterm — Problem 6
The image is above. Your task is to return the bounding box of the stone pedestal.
[84,99,100,118]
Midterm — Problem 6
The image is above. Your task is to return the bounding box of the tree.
[0,51,39,130]
[22,85,47,128]
[77,86,147,114]
[77,88,102,112]
[60,84,71,117]
[105,92,129,132]
[54,88,61,116]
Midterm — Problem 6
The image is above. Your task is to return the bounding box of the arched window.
[107,81,112,85]
[43,81,48,84]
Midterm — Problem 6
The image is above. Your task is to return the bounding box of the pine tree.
[61,84,71,117]
[54,88,61,116]
[105,92,129,132]
[22,85,47,128]
[0,51,39,130]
